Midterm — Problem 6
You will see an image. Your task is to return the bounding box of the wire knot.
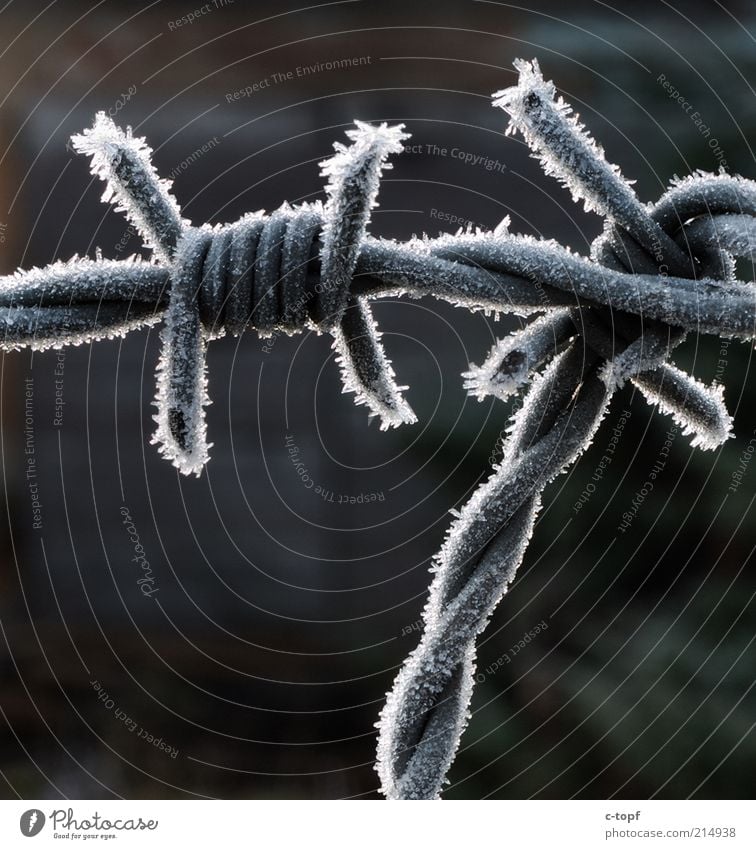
[54,114,417,473]
[171,204,327,339]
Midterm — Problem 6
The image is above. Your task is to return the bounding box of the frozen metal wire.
[375,58,750,799]
[1,58,755,797]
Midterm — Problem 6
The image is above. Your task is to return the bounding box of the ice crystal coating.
[463,309,573,401]
[319,121,408,326]
[0,58,754,801]
[318,121,415,427]
[493,59,691,275]
[653,172,756,231]
[151,229,213,476]
[71,112,186,262]
[377,343,611,799]
[433,230,756,339]
[64,116,421,468]
[633,366,733,451]
[599,331,675,391]
[493,58,634,219]
[333,296,417,429]
[377,57,754,801]
[683,214,756,262]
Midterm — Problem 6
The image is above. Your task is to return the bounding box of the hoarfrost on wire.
[1,56,754,801]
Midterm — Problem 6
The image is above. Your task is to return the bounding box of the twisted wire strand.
[376,342,608,799]
[1,57,755,798]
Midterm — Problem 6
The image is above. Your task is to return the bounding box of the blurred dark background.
[0,0,754,800]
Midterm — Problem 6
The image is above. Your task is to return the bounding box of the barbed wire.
[2,57,755,799]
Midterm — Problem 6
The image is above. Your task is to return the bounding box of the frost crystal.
[463,309,573,401]
[435,230,756,339]
[378,341,610,799]
[151,229,213,476]
[599,331,675,391]
[319,121,409,327]
[653,173,756,232]
[71,112,186,262]
[633,365,733,450]
[684,214,756,263]
[0,58,754,802]
[333,296,416,429]
[319,121,415,426]
[493,59,690,275]
[493,59,638,222]
[377,58,754,801]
